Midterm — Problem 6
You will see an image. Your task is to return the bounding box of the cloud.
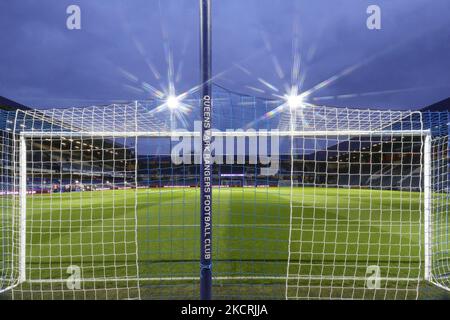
[0,0,449,109]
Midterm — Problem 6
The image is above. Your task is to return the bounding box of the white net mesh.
[430,136,450,292]
[0,95,448,299]
[0,124,19,294]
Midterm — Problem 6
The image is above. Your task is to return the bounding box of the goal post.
[18,134,26,284]
[428,133,450,292]
[14,128,437,298]
[424,134,432,282]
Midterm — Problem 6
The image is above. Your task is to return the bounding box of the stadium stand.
[1,90,449,192]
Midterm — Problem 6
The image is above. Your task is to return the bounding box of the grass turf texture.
[2,187,449,299]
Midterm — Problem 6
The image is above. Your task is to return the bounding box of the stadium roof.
[0,96,29,111]
[421,97,450,112]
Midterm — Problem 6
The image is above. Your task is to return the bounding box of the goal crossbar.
[21,130,430,138]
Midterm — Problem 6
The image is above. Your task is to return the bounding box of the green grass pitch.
[2,187,449,299]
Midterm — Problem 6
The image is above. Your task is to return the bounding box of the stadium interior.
[1,90,449,195]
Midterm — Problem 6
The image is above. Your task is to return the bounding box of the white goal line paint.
[25,222,422,230]
[28,275,420,283]
[21,130,430,138]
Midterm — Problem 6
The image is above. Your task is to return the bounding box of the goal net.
[0,92,449,300]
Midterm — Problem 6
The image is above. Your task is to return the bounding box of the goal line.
[28,275,420,283]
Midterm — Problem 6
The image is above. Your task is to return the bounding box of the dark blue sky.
[0,0,449,109]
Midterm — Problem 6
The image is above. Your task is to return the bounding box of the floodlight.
[287,94,303,109]
[166,96,179,110]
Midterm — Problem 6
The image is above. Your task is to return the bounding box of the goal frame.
[15,128,434,295]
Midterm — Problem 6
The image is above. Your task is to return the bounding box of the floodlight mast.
[199,0,212,300]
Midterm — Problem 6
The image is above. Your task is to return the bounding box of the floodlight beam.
[166,95,179,110]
